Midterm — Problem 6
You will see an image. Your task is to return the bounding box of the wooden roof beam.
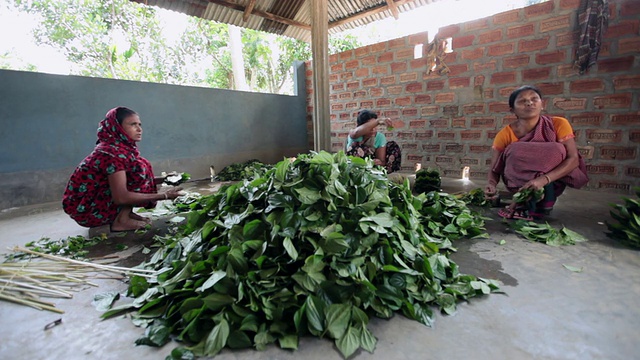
[329,0,412,29]
[242,0,256,22]
[207,0,311,31]
[385,0,400,19]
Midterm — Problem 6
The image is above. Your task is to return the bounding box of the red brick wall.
[306,0,640,193]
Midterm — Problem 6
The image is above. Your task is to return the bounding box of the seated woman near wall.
[63,107,182,232]
[346,109,401,173]
[484,85,589,220]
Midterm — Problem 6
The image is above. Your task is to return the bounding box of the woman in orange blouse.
[484,85,588,220]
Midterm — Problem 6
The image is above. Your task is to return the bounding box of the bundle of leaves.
[459,188,489,207]
[419,191,489,241]
[606,187,640,248]
[102,152,498,359]
[215,159,273,181]
[5,235,102,261]
[509,220,587,246]
[512,188,544,205]
[414,168,441,195]
[164,172,191,186]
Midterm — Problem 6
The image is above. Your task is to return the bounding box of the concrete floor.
[0,178,639,360]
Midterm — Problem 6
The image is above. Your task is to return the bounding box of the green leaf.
[195,271,226,293]
[202,293,234,311]
[295,187,322,205]
[499,239,506,245]
[360,327,377,353]
[305,296,325,336]
[283,237,299,260]
[92,291,120,312]
[227,330,252,349]
[324,303,351,339]
[203,319,230,356]
[278,334,299,350]
[562,264,583,273]
[336,326,361,359]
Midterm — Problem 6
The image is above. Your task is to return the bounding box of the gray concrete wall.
[0,63,309,210]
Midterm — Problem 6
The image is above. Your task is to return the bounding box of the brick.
[396,132,414,140]
[507,24,535,39]
[395,96,412,106]
[402,143,418,150]
[370,88,384,97]
[421,106,439,116]
[471,117,496,128]
[370,42,386,53]
[376,98,392,107]
[469,145,492,153]
[377,51,394,63]
[355,46,370,57]
[361,55,376,65]
[461,130,483,140]
[405,82,423,93]
[397,48,415,60]
[346,81,359,90]
[355,67,369,78]
[621,1,640,17]
[427,80,445,90]
[523,67,551,81]
[598,57,634,73]
[560,0,580,10]
[453,35,475,48]
[362,78,377,87]
[410,58,428,69]
[438,24,461,38]
[402,108,418,117]
[339,113,351,121]
[466,18,489,32]
[391,62,408,73]
[449,77,471,88]
[537,82,564,95]
[372,65,388,74]
[553,98,587,110]
[380,75,396,85]
[600,146,637,160]
[408,32,429,45]
[540,15,571,32]
[416,131,435,140]
[358,99,372,107]
[491,71,517,84]
[619,37,640,54]
[475,75,485,86]
[331,63,344,72]
[479,29,502,44]
[519,37,550,52]
[631,130,640,143]
[437,131,456,140]
[463,103,486,114]
[536,50,566,65]
[329,54,339,64]
[409,120,426,128]
[331,83,345,91]
[423,144,440,152]
[415,94,431,104]
[447,64,469,77]
[626,167,640,178]
[436,155,455,163]
[489,102,511,113]
[586,129,623,143]
[526,1,555,17]
[329,74,338,83]
[339,50,354,60]
[556,31,577,47]
[557,64,579,77]
[443,105,459,116]
[388,38,406,49]
[504,54,530,68]
[593,93,632,109]
[460,158,480,165]
[487,130,499,139]
[387,85,403,95]
[611,113,640,126]
[384,110,400,118]
[484,88,495,99]
[431,119,450,127]
[571,113,604,126]
[570,79,605,93]
[586,164,617,175]
[488,43,515,56]
[400,72,418,82]
[346,102,359,109]
[452,118,467,127]
[435,92,455,103]
[445,143,464,153]
[462,47,484,60]
[407,154,424,162]
[331,103,344,111]
[577,146,594,159]
[338,92,352,100]
[604,20,639,39]
[442,169,460,178]
[474,61,497,72]
[494,10,520,25]
[340,72,353,81]
[598,181,632,192]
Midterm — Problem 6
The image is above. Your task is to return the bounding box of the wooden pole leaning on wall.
[310,0,330,152]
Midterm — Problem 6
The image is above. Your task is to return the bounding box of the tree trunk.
[228,25,249,91]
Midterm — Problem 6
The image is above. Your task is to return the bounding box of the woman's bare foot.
[112,206,148,231]
[129,212,152,224]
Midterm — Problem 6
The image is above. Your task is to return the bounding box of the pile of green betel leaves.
[215,159,273,182]
[606,187,640,248]
[101,152,499,359]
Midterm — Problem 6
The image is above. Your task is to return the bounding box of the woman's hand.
[378,118,393,128]
[162,187,183,200]
[484,184,498,200]
[519,176,548,192]
[373,158,383,166]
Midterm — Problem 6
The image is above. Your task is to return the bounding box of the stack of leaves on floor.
[413,168,441,195]
[102,151,498,359]
[606,187,640,248]
[509,220,587,246]
[214,159,273,181]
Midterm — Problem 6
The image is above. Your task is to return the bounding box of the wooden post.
[310,0,330,152]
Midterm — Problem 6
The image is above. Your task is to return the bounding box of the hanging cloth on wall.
[574,0,609,74]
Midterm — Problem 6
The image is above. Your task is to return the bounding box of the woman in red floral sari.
[63,107,182,231]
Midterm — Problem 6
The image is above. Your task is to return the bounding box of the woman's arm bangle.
[544,175,551,185]
[163,193,168,200]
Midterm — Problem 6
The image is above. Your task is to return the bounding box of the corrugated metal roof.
[131,0,438,42]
